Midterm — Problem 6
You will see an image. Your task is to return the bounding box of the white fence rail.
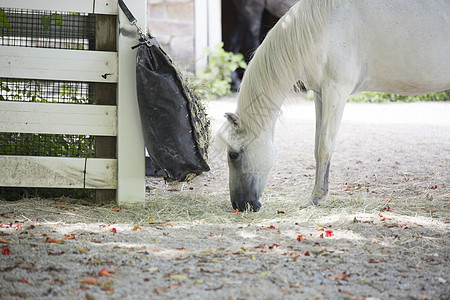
[0,0,146,204]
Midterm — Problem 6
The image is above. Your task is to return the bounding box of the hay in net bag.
[119,0,210,182]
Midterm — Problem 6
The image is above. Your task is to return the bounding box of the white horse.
[217,0,450,212]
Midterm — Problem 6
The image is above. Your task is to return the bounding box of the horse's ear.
[225,112,241,129]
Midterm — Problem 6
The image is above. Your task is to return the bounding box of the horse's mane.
[236,0,336,135]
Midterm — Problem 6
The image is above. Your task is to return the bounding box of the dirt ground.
[1,96,449,300]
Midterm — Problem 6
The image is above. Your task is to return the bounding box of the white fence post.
[116,0,146,205]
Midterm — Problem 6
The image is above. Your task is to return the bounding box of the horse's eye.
[228,152,239,160]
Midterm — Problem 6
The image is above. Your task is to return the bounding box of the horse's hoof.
[300,200,316,208]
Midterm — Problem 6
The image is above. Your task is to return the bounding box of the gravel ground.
[1,96,449,300]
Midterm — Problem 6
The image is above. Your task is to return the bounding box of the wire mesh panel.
[0,78,95,103]
[0,8,95,49]
[0,7,98,159]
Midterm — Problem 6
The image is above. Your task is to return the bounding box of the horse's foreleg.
[302,87,348,206]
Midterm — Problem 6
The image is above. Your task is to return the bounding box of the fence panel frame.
[0,0,145,204]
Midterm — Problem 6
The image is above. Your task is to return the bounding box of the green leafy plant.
[194,42,247,100]
[0,8,12,37]
[306,90,450,102]
[41,13,63,31]
[348,91,450,103]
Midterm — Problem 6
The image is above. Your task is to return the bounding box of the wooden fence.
[0,0,146,204]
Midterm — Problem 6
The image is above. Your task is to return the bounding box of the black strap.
[118,0,137,24]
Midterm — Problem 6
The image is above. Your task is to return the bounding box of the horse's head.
[217,112,276,212]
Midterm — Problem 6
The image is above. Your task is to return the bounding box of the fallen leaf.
[329,273,350,279]
[76,246,86,254]
[232,209,240,214]
[167,189,178,192]
[147,217,154,222]
[324,229,334,237]
[430,185,438,189]
[297,234,308,242]
[79,277,98,284]
[145,267,159,273]
[339,289,354,296]
[261,225,276,230]
[106,228,117,233]
[51,278,65,285]
[15,223,22,230]
[131,225,141,231]
[110,208,121,212]
[200,268,220,273]
[99,267,118,278]
[55,201,69,205]
[63,234,75,240]
[277,210,286,215]
[48,250,66,256]
[154,287,167,294]
[176,247,186,251]
[0,238,13,244]
[170,274,188,280]
[45,237,62,244]
[259,272,270,278]
[2,247,11,255]
[25,225,35,230]
[19,278,32,285]
[268,243,280,249]
[100,280,114,291]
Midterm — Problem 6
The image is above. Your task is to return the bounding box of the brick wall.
[147,0,195,72]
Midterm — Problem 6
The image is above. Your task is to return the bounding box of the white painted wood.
[0,156,117,189]
[194,0,208,73]
[116,0,146,204]
[207,0,222,50]
[0,46,118,83]
[94,0,118,15]
[194,0,222,73]
[0,102,117,136]
[1,0,94,14]
[2,0,117,15]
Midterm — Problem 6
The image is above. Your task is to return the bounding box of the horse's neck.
[236,84,285,138]
[236,41,295,137]
[235,4,310,137]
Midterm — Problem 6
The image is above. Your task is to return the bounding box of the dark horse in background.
[227,0,299,89]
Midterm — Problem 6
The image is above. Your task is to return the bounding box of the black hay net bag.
[136,36,210,182]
